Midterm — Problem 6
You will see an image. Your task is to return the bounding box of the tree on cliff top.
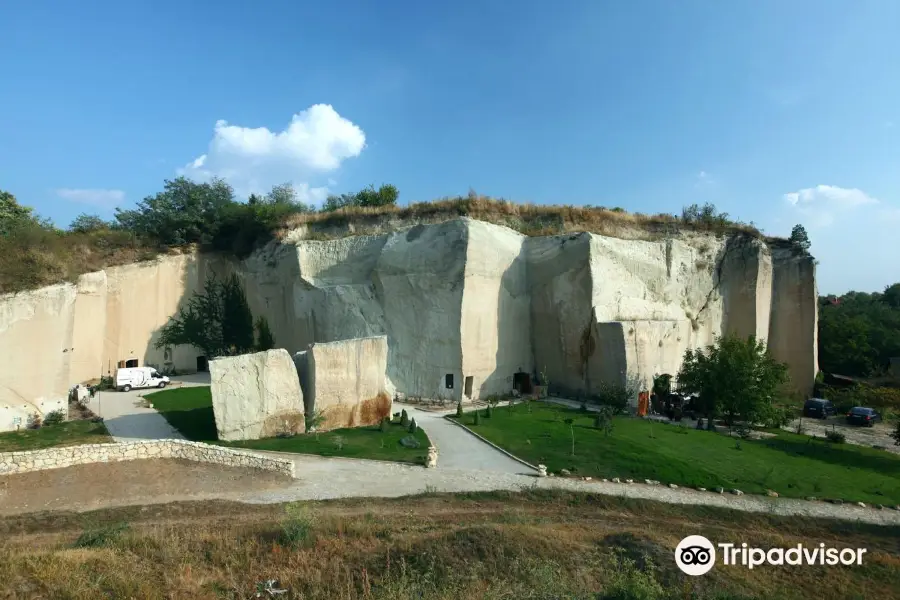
[677,334,788,427]
[788,224,811,256]
[322,184,399,212]
[156,273,258,358]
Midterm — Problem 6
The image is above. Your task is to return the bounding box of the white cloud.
[56,188,125,209]
[694,170,714,188]
[782,185,879,228]
[179,104,366,202]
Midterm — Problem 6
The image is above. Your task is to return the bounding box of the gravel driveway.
[88,373,210,442]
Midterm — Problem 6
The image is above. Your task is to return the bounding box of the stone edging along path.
[0,439,295,478]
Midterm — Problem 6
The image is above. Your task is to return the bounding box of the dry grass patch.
[0,490,896,599]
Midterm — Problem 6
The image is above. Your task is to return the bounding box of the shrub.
[279,503,314,548]
[763,404,795,429]
[456,401,463,418]
[400,409,410,427]
[73,522,129,548]
[408,418,418,434]
[826,430,846,444]
[42,410,65,426]
[486,405,493,418]
[593,406,616,437]
[474,410,481,426]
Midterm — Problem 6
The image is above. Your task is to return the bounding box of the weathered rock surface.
[303,336,392,431]
[0,218,819,431]
[210,349,304,441]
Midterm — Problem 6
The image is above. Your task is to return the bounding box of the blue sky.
[1,0,898,294]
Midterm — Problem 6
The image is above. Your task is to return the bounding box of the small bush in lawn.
[401,409,410,427]
[73,522,129,548]
[593,406,615,437]
[42,409,65,426]
[486,405,493,418]
[474,410,481,426]
[825,430,846,444]
[408,418,418,434]
[380,417,389,433]
[456,401,463,418]
[279,503,314,548]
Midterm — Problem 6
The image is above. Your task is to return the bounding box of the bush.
[826,429,846,444]
[599,552,665,600]
[762,404,795,429]
[474,410,481,426]
[42,410,65,427]
[400,409,410,427]
[408,418,418,434]
[73,522,129,548]
[279,503,314,548]
[456,402,463,418]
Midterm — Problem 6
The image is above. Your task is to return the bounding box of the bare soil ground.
[0,459,293,516]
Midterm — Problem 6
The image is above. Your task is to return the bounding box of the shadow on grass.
[157,406,217,442]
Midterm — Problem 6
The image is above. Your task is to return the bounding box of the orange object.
[637,391,649,416]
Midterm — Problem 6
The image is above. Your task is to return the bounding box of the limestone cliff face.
[0,218,818,430]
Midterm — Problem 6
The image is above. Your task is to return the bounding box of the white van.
[116,367,170,392]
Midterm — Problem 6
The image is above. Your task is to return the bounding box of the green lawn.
[146,386,431,465]
[454,402,900,505]
[0,419,112,452]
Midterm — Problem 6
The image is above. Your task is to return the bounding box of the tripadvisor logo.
[675,535,867,576]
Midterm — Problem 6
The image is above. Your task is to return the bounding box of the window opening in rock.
[445,374,454,389]
[464,376,474,398]
[197,356,209,372]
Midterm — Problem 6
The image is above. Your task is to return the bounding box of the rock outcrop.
[300,336,392,431]
[0,217,819,431]
[209,349,305,441]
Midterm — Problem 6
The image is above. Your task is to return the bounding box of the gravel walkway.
[90,375,210,442]
[395,403,532,473]
[233,452,900,525]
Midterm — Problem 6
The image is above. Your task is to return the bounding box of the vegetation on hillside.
[3,491,897,599]
[818,282,900,378]
[2,177,765,295]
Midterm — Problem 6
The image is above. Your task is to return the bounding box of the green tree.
[255,316,276,351]
[1,190,48,235]
[115,177,235,246]
[156,273,259,358]
[69,213,109,233]
[883,283,900,310]
[321,184,399,212]
[818,287,900,377]
[789,224,811,255]
[677,334,789,427]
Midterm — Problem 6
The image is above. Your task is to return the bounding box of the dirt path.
[0,458,292,516]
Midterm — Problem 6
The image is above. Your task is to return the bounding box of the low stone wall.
[0,439,295,478]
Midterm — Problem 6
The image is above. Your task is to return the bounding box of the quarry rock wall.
[0,218,819,431]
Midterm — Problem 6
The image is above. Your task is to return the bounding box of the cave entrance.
[196,356,209,372]
[513,372,532,394]
[125,359,139,368]
[464,376,474,398]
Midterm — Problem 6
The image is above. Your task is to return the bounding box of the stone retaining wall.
[0,439,295,478]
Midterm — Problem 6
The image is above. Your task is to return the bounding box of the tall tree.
[69,213,109,233]
[1,190,48,235]
[789,224,811,256]
[677,334,788,427]
[156,273,259,358]
[115,177,235,246]
[255,316,276,351]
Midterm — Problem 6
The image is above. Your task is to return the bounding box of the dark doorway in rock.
[513,372,532,394]
[445,374,454,389]
[197,356,209,372]
[125,359,139,368]
[464,376,474,398]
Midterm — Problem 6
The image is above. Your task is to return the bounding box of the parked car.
[115,367,169,392]
[803,398,836,419]
[845,407,882,427]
